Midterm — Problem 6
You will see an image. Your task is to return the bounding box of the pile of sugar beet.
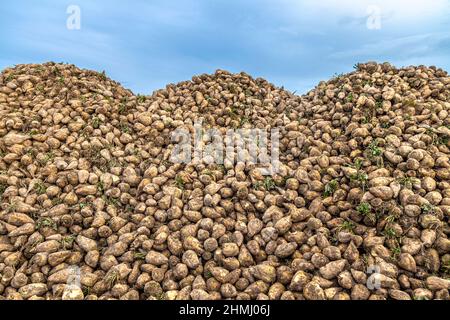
[0,61,449,300]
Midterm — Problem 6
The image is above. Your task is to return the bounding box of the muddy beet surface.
[0,61,449,300]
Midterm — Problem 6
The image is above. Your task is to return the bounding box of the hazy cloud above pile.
[1,0,449,94]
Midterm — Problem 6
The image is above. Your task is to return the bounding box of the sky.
[1,0,450,95]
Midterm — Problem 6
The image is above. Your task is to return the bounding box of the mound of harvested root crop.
[0,61,449,300]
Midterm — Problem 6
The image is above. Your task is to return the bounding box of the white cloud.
[329,32,450,58]
[280,0,449,24]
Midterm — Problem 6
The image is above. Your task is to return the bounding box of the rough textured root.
[0,61,449,300]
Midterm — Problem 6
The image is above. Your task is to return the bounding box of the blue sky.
[1,0,450,94]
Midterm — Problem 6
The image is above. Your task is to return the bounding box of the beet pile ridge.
[0,61,449,300]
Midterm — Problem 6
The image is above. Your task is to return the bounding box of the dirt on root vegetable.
[0,61,449,300]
